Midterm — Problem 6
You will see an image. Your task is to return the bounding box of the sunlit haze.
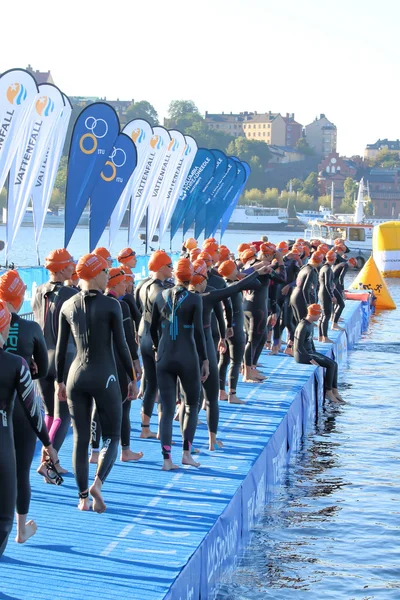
[3,0,400,156]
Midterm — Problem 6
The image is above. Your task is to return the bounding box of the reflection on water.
[218,281,400,600]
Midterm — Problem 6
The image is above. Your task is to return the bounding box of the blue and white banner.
[108,118,153,249]
[193,149,228,239]
[6,83,65,261]
[209,158,247,237]
[204,157,238,238]
[220,161,250,238]
[89,132,137,251]
[64,102,119,247]
[0,68,39,194]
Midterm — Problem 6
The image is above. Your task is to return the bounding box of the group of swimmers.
[0,235,356,556]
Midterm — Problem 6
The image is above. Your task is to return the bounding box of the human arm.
[293,320,313,363]
[55,308,71,383]
[111,300,136,380]
[193,294,208,363]
[214,300,226,341]
[303,268,316,305]
[338,263,348,289]
[32,322,49,379]
[121,301,139,361]
[150,296,162,351]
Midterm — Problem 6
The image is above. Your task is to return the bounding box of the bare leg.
[89,450,99,464]
[140,413,157,439]
[162,458,180,471]
[15,514,37,544]
[120,448,144,462]
[228,392,246,405]
[78,491,91,512]
[89,476,106,513]
[209,432,223,451]
[182,450,200,467]
[219,390,228,401]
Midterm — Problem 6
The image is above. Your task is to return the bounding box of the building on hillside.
[367,168,400,218]
[243,112,287,145]
[26,65,54,85]
[317,151,357,209]
[268,145,305,163]
[282,113,303,148]
[364,139,400,160]
[305,114,337,158]
[204,111,247,137]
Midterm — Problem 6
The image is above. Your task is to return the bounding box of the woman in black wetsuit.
[290,250,324,326]
[0,271,49,544]
[0,300,57,556]
[135,251,173,439]
[150,258,209,471]
[318,249,337,343]
[55,253,138,513]
[332,256,357,329]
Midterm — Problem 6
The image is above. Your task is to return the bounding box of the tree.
[166,100,202,130]
[295,137,314,155]
[318,194,331,208]
[184,120,233,152]
[125,100,159,126]
[54,156,68,195]
[242,188,265,205]
[302,172,318,198]
[286,178,303,192]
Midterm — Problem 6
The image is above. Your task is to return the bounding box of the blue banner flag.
[210,159,247,237]
[204,157,238,238]
[170,149,215,240]
[192,150,228,239]
[64,102,120,247]
[89,133,137,251]
[220,161,250,238]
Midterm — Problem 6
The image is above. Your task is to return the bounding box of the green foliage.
[295,137,314,155]
[226,138,271,189]
[286,178,303,192]
[318,194,331,207]
[302,172,318,198]
[125,101,159,126]
[183,120,232,152]
[166,100,202,129]
[339,176,358,212]
[241,187,315,210]
[368,147,400,169]
[54,156,68,195]
[49,188,63,209]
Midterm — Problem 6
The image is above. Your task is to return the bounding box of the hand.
[218,339,227,354]
[226,327,234,339]
[133,359,142,381]
[201,360,209,382]
[127,380,139,400]
[55,382,67,402]
[30,359,38,376]
[281,284,290,296]
[310,359,319,366]
[332,296,337,304]
[267,314,277,328]
[256,264,272,275]
[44,444,59,465]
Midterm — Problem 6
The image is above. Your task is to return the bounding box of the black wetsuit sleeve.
[55,309,71,383]
[150,297,161,351]
[223,298,233,328]
[193,295,207,362]
[338,263,348,288]
[303,269,316,305]
[214,301,226,339]
[271,264,287,284]
[111,302,134,378]
[207,270,261,304]
[294,321,312,363]
[16,357,51,446]
[32,322,49,379]
[121,301,138,361]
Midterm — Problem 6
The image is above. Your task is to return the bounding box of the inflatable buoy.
[350,256,396,309]
[373,221,400,277]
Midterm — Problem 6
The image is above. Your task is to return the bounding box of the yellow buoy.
[350,256,396,309]
[373,221,400,277]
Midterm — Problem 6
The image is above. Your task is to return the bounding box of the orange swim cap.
[317,244,330,255]
[289,248,301,256]
[191,259,208,285]
[0,270,26,309]
[296,238,305,243]
[237,243,250,254]
[335,244,346,253]
[76,253,108,281]
[325,250,337,263]
[308,303,322,316]
[184,237,197,251]
[218,259,237,278]
[218,245,230,260]
[148,250,171,272]
[0,300,11,332]
[202,240,219,257]
[334,238,344,246]
[310,239,321,247]
[277,241,289,252]
[190,247,202,261]
[93,247,112,262]
[198,251,212,267]
[45,248,75,273]
[260,243,275,255]
[203,237,217,246]
[107,267,126,287]
[302,246,311,258]
[117,247,136,264]
[348,257,357,267]
[310,251,325,264]
[175,258,194,283]
[240,248,256,263]
[120,265,134,280]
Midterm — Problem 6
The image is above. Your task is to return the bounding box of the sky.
[4,0,400,157]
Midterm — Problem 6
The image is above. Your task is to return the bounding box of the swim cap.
[335,244,346,253]
[218,260,236,278]
[120,265,134,280]
[289,248,301,256]
[190,247,202,261]
[317,244,330,255]
[203,237,217,246]
[218,245,230,260]
[308,303,322,316]
[310,239,321,247]
[148,250,171,272]
[45,248,75,273]
[260,243,275,255]
[117,247,136,264]
[310,251,325,264]
[191,260,208,285]
[302,246,311,258]
[184,237,197,251]
[325,250,337,263]
[334,238,345,246]
[348,257,357,267]
[277,241,289,252]
[237,243,250,254]
[202,240,219,257]
[240,248,256,263]
[107,267,126,287]
[175,258,193,283]
[198,251,212,267]
[76,253,108,281]
[0,300,11,332]
[0,270,26,309]
[93,247,112,262]
[296,238,305,244]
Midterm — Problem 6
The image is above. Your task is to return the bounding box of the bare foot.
[182,451,200,467]
[318,337,323,342]
[325,390,338,402]
[264,342,272,350]
[120,449,144,462]
[162,458,180,471]
[89,452,99,464]
[37,462,57,485]
[270,345,279,355]
[55,464,68,474]
[78,497,91,511]
[89,479,106,514]
[333,388,345,402]
[15,519,37,544]
[332,324,344,331]
[283,346,293,356]
[228,393,246,404]
[243,372,263,383]
[209,434,224,451]
[140,427,157,439]
[322,337,335,343]
[219,390,229,401]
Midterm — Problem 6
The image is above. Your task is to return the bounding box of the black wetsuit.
[32,281,77,450]
[4,313,48,518]
[318,264,335,338]
[218,274,262,393]
[273,257,300,345]
[332,261,348,323]
[56,290,133,495]
[294,318,338,390]
[208,269,233,352]
[290,264,318,324]
[122,292,141,341]
[91,293,138,452]
[0,350,50,557]
[150,286,207,458]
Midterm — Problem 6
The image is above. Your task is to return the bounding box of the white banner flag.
[32,93,72,250]
[0,68,39,193]
[128,126,171,246]
[159,135,197,238]
[108,119,153,249]
[6,83,65,261]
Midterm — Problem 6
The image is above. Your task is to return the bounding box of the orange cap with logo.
[45,249,75,273]
[76,253,108,281]
[260,243,274,255]
[277,241,289,252]
[202,240,219,257]
[310,251,325,263]
[237,243,250,254]
[93,247,112,262]
[107,267,126,287]
[198,251,212,267]
[325,250,337,262]
[218,260,237,278]
[190,247,202,261]
[184,237,197,251]
[0,270,26,309]
[335,244,346,253]
[302,245,311,258]
[218,245,230,260]
[191,260,208,285]
[148,250,171,272]
[203,237,217,246]
[317,244,330,255]
[240,248,256,263]
[308,303,322,316]
[334,238,345,246]
[0,300,11,332]
[175,258,194,283]
[117,247,136,264]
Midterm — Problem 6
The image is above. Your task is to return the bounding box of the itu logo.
[79,116,109,155]
[36,96,55,117]
[150,134,163,150]
[100,145,127,182]
[131,128,146,144]
[168,138,179,152]
[6,83,27,105]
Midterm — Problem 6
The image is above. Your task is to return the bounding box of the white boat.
[296,206,333,225]
[226,206,305,231]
